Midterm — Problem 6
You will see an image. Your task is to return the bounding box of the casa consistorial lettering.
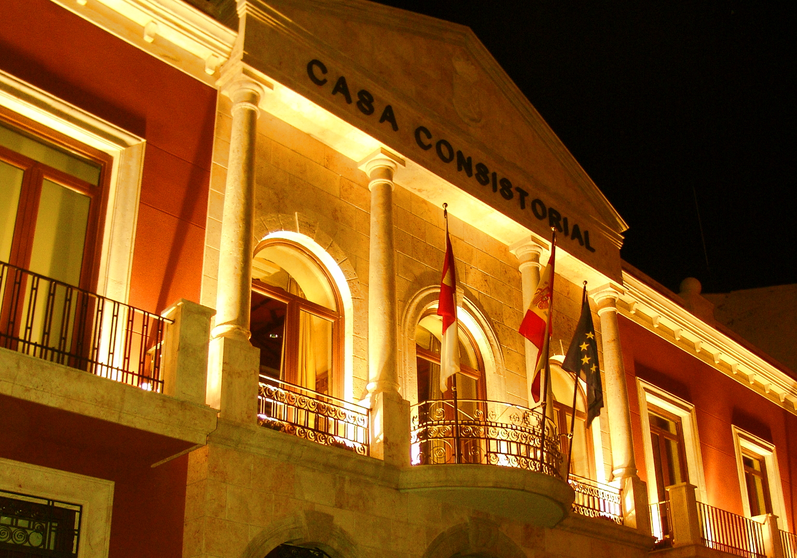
[306,58,596,252]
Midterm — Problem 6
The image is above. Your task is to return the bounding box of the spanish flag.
[519,238,556,403]
[438,213,460,392]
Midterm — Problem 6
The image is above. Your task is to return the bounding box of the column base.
[207,335,260,425]
[621,475,651,535]
[369,390,410,467]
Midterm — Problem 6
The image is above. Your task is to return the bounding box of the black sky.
[370,1,795,294]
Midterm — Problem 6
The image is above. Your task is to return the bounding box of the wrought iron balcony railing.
[257,376,370,456]
[650,500,673,545]
[410,399,563,478]
[0,261,169,392]
[0,489,81,557]
[697,501,766,558]
[781,529,797,558]
[568,475,623,524]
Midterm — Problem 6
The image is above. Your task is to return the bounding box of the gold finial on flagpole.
[443,202,448,219]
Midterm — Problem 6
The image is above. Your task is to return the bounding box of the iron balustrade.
[0,489,81,557]
[0,261,169,392]
[650,500,673,547]
[697,501,766,558]
[410,399,563,478]
[257,376,370,456]
[782,529,797,558]
[568,475,623,524]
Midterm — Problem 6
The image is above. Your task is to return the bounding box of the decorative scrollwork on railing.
[0,491,81,555]
[410,399,563,478]
[568,475,623,525]
[257,377,369,456]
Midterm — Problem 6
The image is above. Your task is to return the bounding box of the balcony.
[401,398,573,527]
[569,474,623,525]
[650,483,796,558]
[0,261,217,463]
[0,261,168,391]
[257,376,370,456]
[409,398,562,474]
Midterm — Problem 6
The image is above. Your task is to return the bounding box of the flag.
[519,240,556,403]
[562,284,604,427]
[438,221,460,392]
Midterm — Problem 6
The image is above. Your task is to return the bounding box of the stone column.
[359,148,408,466]
[592,283,650,533]
[212,77,264,341]
[207,75,265,425]
[509,235,548,406]
[361,148,404,395]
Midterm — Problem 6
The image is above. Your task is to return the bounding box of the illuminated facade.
[0,1,795,558]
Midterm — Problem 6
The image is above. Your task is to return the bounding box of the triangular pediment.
[236,0,627,279]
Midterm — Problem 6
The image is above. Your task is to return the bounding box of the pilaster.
[161,299,215,406]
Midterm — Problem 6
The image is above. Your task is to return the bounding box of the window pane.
[251,291,287,379]
[0,123,100,185]
[298,310,332,394]
[252,246,336,310]
[0,160,23,262]
[664,438,686,485]
[29,180,90,285]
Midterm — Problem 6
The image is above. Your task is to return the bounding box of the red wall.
[620,315,797,531]
[0,0,216,313]
[0,1,217,555]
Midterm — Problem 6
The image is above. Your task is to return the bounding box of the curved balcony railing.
[257,376,369,456]
[0,261,168,392]
[410,399,563,478]
[568,475,623,524]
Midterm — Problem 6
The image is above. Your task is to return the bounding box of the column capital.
[359,147,405,188]
[508,234,549,272]
[217,64,270,112]
[591,283,625,313]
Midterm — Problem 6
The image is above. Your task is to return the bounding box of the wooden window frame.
[0,109,111,292]
[647,404,690,502]
[414,308,487,402]
[731,426,787,522]
[250,242,343,397]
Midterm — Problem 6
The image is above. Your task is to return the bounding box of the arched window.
[551,366,594,478]
[415,309,486,402]
[264,544,332,558]
[250,241,342,396]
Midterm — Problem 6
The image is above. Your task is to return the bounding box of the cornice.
[51,0,236,84]
[618,271,797,415]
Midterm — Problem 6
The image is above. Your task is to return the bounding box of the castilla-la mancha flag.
[438,228,460,392]
[519,241,556,403]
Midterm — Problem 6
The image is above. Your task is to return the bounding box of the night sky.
[370,1,795,294]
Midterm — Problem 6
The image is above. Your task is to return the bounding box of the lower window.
[0,490,81,557]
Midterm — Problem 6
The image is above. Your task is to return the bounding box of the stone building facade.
[0,1,794,558]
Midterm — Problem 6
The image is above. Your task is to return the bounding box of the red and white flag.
[438,221,460,392]
[519,240,556,403]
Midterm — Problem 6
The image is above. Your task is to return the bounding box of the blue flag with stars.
[562,285,604,428]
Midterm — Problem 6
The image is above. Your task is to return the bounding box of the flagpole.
[452,373,462,463]
[539,228,555,474]
[441,203,462,464]
[565,282,588,480]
